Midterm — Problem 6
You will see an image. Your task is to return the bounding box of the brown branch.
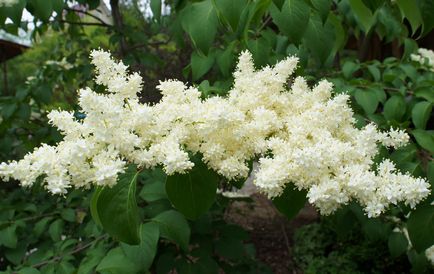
[56,19,111,28]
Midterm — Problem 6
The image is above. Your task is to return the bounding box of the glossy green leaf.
[121,222,160,272]
[191,51,215,81]
[412,101,432,129]
[166,159,218,220]
[272,185,307,220]
[383,95,406,121]
[181,0,218,54]
[407,204,434,252]
[270,0,310,43]
[90,166,140,245]
[412,129,434,153]
[354,88,379,114]
[152,210,190,251]
[388,232,408,258]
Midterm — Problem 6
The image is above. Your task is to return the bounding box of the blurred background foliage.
[0,0,433,273]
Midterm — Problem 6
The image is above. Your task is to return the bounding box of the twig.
[64,7,112,27]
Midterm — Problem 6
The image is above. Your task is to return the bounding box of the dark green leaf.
[311,0,331,23]
[48,219,64,241]
[270,0,310,43]
[342,61,360,79]
[214,0,247,32]
[348,0,376,33]
[303,14,335,64]
[0,224,17,248]
[140,180,167,202]
[407,204,434,252]
[152,210,190,251]
[388,232,408,257]
[272,185,307,220]
[166,159,218,220]
[90,166,140,244]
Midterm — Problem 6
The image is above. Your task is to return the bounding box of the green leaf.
[272,185,307,220]
[396,0,422,35]
[96,247,138,273]
[166,159,218,220]
[0,224,17,248]
[17,268,40,274]
[140,180,167,202]
[48,219,64,241]
[367,64,381,82]
[417,0,434,36]
[2,0,26,25]
[151,0,162,21]
[52,0,64,14]
[152,210,190,251]
[90,166,141,245]
[383,95,406,121]
[61,208,76,222]
[247,37,270,67]
[388,232,408,258]
[270,0,310,43]
[348,0,376,33]
[412,101,432,129]
[191,52,215,81]
[412,129,434,153]
[77,245,106,274]
[407,204,434,252]
[303,14,335,64]
[311,0,331,23]
[342,61,360,79]
[354,88,379,114]
[214,0,247,32]
[272,0,285,10]
[181,0,218,54]
[414,87,434,103]
[121,222,160,272]
[31,0,53,22]
[216,43,235,77]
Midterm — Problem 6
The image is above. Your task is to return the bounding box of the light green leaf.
[342,61,360,79]
[191,52,215,81]
[270,0,310,43]
[383,95,406,121]
[407,204,434,252]
[412,101,432,129]
[181,0,218,54]
[414,87,434,103]
[152,210,190,251]
[96,247,138,273]
[272,185,307,220]
[412,129,434,153]
[121,222,160,272]
[348,0,376,33]
[166,159,218,220]
[90,166,140,245]
[354,89,379,114]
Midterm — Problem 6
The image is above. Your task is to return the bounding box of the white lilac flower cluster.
[0,0,18,7]
[0,50,430,217]
[411,48,434,71]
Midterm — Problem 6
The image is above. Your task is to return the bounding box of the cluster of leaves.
[0,167,269,274]
[293,215,411,274]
